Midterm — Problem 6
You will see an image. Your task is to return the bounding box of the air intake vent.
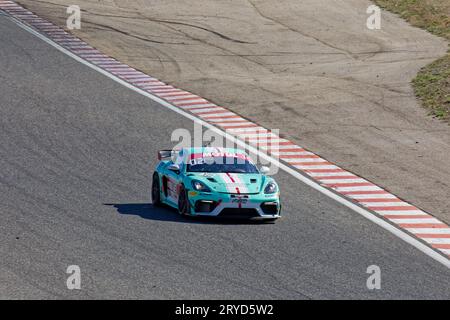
[219,208,259,218]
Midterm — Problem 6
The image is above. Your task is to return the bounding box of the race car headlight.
[264,182,278,194]
[191,180,212,192]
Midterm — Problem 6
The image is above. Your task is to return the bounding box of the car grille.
[218,208,259,218]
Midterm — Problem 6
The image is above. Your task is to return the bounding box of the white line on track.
[7,14,450,269]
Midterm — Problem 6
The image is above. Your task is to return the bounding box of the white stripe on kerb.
[319,179,367,184]
[208,118,246,123]
[359,202,413,207]
[294,165,339,170]
[216,122,254,127]
[237,133,278,139]
[333,186,381,192]
[282,158,328,163]
[175,100,209,105]
[121,75,150,80]
[377,210,425,215]
[164,95,198,101]
[248,140,286,146]
[406,228,450,234]
[183,104,217,109]
[421,238,450,244]
[157,92,190,97]
[260,145,298,150]
[307,172,353,177]
[227,127,267,133]
[389,218,441,224]
[202,113,236,118]
[178,103,213,108]
[348,194,395,199]
[271,151,311,156]
[190,107,224,113]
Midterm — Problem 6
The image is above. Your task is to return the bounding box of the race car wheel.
[152,173,161,206]
[178,186,191,216]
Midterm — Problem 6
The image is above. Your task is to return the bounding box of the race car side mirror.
[168,164,180,173]
[260,166,270,174]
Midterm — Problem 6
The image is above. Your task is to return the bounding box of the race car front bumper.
[187,190,281,219]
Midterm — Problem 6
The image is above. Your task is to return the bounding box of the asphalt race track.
[0,15,449,299]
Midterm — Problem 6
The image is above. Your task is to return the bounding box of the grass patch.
[374,0,450,121]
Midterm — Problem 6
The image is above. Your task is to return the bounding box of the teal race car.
[151,147,281,220]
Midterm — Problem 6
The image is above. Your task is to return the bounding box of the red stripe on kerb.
[215,120,249,125]
[247,141,278,146]
[244,136,277,141]
[356,198,402,203]
[323,182,373,187]
[384,215,431,219]
[158,92,191,97]
[416,234,450,238]
[280,154,318,159]
[340,190,389,195]
[171,96,204,102]
[291,161,334,166]
[186,106,219,112]
[318,176,357,180]
[151,89,179,93]
[397,223,448,228]
[175,101,211,107]
[219,124,258,129]
[202,115,241,119]
[369,206,418,211]
[269,148,305,152]
[126,77,157,81]
[432,244,450,249]
[236,129,270,135]
[192,109,229,115]
[304,169,346,173]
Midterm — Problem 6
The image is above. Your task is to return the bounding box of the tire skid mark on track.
[1,0,449,265]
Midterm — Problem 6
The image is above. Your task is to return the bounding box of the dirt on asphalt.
[14,0,450,222]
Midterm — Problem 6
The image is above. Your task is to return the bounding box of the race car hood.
[189,173,268,194]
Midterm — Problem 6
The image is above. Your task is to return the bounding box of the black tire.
[177,185,191,216]
[152,173,161,206]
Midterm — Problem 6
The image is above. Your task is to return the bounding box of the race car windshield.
[187,156,259,173]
